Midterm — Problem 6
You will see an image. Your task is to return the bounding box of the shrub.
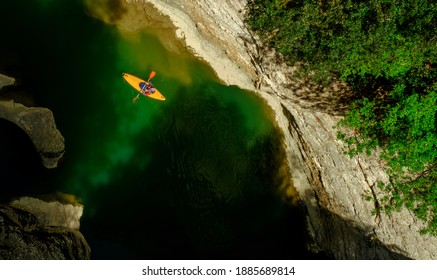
[246,0,437,234]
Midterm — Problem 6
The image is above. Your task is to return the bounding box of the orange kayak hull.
[122,73,166,101]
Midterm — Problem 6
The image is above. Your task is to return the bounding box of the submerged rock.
[0,97,65,169]
[0,197,90,260]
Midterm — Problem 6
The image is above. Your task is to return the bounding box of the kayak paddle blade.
[132,94,139,103]
[148,70,156,81]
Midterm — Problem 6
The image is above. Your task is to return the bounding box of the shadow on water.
[0,0,326,259]
[80,84,323,260]
[0,119,55,201]
[1,0,397,261]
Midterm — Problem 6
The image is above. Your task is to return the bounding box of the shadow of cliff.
[302,189,411,260]
[0,119,55,202]
[271,74,355,116]
[278,101,411,259]
[256,47,387,116]
[79,85,330,260]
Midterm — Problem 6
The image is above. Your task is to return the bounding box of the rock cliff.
[0,197,90,260]
[0,81,65,169]
[119,0,437,259]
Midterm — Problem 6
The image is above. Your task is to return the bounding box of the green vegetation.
[245,0,437,234]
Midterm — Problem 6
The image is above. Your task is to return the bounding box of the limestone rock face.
[0,197,90,260]
[131,0,437,259]
[0,98,65,169]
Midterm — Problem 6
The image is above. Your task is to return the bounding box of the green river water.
[0,0,322,259]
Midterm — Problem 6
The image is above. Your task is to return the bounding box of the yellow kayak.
[122,72,166,101]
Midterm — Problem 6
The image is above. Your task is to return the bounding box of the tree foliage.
[246,0,437,234]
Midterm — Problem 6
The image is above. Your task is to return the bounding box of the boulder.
[0,197,90,260]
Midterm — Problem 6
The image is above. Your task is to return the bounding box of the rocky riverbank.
[0,196,90,259]
[112,0,437,259]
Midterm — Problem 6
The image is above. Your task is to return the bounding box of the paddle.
[132,94,139,103]
[148,70,156,82]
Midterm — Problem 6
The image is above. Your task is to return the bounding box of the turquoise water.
[0,0,321,259]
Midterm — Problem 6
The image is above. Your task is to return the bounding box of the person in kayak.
[129,71,160,103]
[139,81,156,96]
